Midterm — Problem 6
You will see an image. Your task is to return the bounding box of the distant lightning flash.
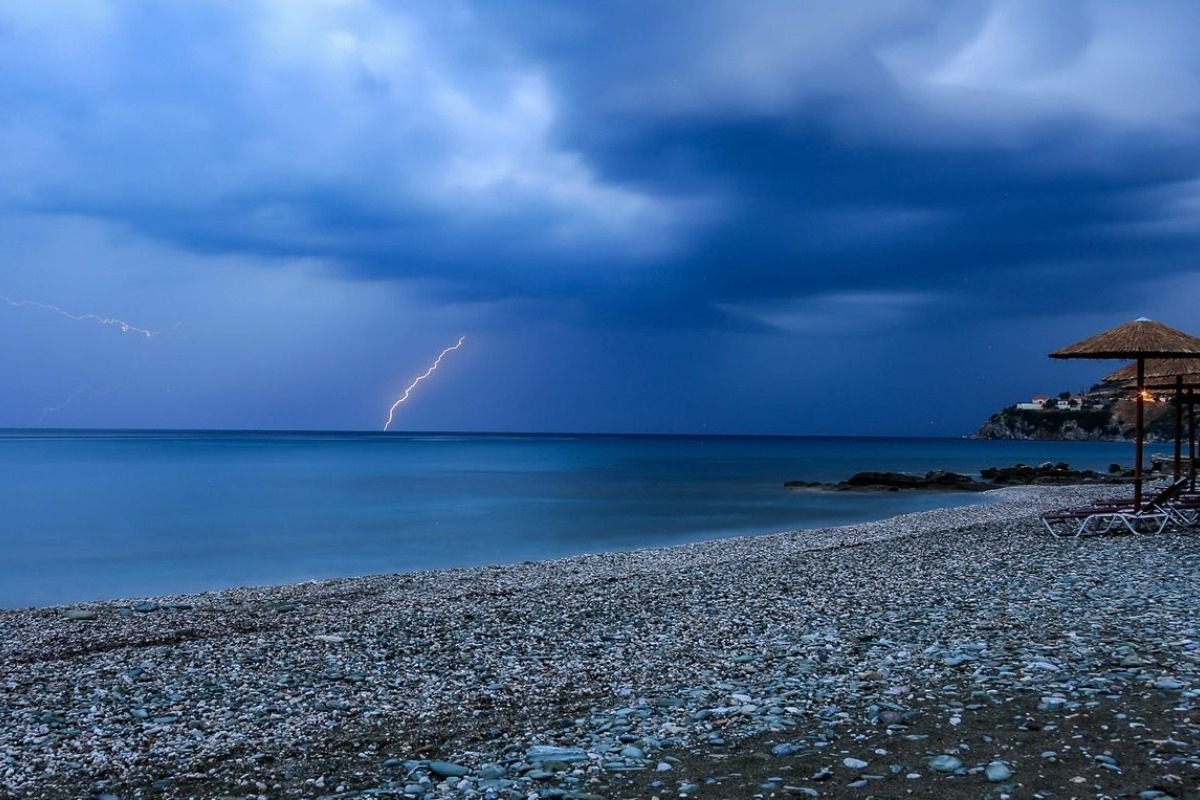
[384,336,466,431]
[40,381,130,422]
[0,295,156,337]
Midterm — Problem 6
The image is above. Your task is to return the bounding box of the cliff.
[974,399,1177,441]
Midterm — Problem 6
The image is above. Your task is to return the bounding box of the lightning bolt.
[384,336,466,431]
[0,295,156,337]
[40,381,130,423]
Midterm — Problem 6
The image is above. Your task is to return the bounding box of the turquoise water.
[0,430,1164,608]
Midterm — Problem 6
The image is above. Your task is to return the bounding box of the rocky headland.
[974,397,1177,441]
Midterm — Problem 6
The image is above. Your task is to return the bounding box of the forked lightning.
[383,336,466,431]
[0,295,156,337]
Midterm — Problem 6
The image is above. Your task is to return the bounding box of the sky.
[3,0,1200,436]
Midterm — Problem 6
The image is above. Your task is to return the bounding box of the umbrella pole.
[1191,390,1197,492]
[1175,376,1184,482]
[1135,358,1145,511]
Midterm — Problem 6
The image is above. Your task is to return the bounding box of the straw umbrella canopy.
[1104,358,1200,385]
[1051,318,1200,509]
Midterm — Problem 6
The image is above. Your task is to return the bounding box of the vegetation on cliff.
[975,391,1179,441]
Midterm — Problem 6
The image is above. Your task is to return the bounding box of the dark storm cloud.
[659,119,1200,310]
[4,1,1200,334]
[468,0,1200,326]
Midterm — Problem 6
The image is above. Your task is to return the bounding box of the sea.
[0,430,1167,609]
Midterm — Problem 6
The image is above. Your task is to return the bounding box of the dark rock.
[787,461,1141,493]
[787,470,993,492]
[843,471,926,489]
[979,462,1125,485]
[840,470,991,492]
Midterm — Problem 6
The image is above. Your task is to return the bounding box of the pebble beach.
[2,484,1198,800]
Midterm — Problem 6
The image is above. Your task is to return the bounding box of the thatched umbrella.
[1105,358,1200,384]
[1105,359,1200,489]
[1051,318,1200,509]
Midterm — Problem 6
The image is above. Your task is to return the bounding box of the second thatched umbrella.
[1105,358,1200,489]
[1051,318,1200,509]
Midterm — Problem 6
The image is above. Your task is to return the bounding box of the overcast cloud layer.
[2,0,1199,434]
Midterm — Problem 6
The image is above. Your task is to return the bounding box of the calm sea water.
[0,430,1164,608]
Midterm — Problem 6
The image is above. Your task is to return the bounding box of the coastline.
[3,484,1198,799]
[1,431,1173,610]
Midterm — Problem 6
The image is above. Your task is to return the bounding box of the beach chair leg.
[1114,512,1168,535]
[1085,514,1115,536]
[1169,507,1199,528]
[1107,515,1131,535]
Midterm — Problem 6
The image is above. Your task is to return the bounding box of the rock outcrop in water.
[979,461,1130,484]
[785,462,1140,492]
[785,470,992,492]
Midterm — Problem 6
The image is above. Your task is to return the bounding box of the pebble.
[428,761,470,778]
[3,484,1198,799]
[928,754,964,773]
[527,746,589,763]
[62,609,97,621]
[985,761,1013,782]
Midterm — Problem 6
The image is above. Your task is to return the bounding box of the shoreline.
[3,484,1198,798]
[0,485,1061,615]
[1,434,1173,612]
[1,489,1000,614]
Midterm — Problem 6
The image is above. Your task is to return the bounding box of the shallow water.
[0,430,1164,607]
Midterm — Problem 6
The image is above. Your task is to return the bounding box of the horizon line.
[0,425,980,441]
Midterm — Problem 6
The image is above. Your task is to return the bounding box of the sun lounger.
[1040,505,1169,537]
[1140,479,1193,530]
[1039,479,1187,538]
[1081,479,1188,512]
[1162,492,1200,527]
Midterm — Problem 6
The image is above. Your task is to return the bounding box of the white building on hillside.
[1016,393,1103,411]
[1015,395,1050,411]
